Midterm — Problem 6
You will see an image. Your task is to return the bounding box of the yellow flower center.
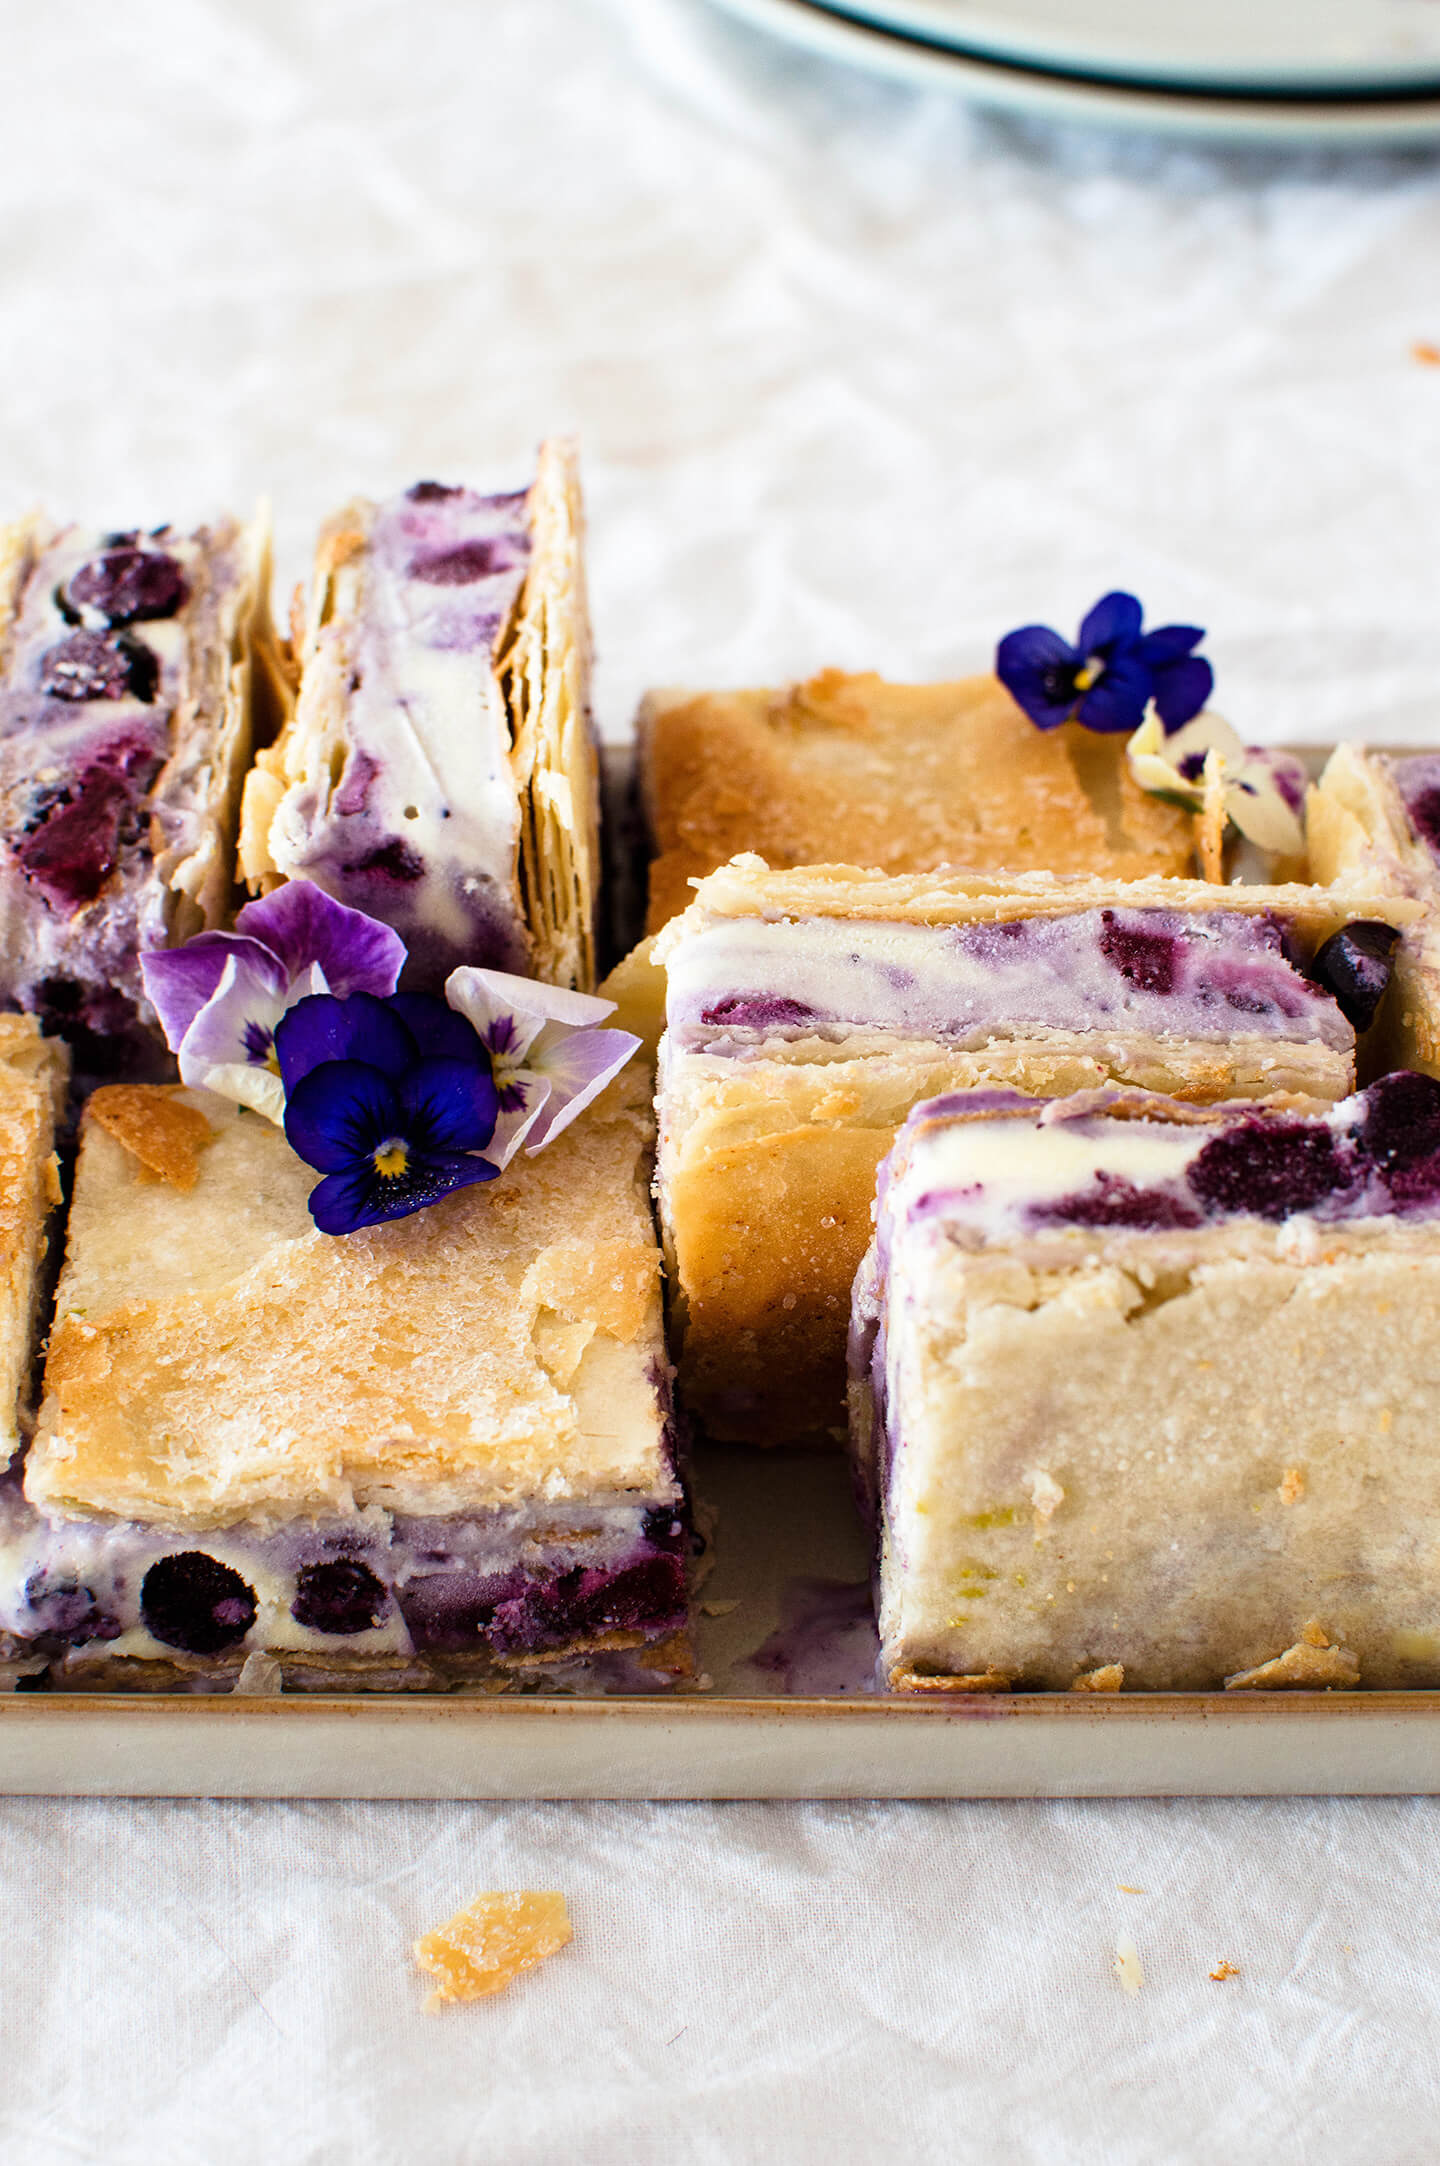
[1073,657,1104,692]
[373,1137,409,1179]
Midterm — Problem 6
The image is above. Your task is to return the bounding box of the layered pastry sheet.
[639,669,1195,933]
[653,857,1415,1445]
[0,514,286,1069]
[1309,744,1440,1075]
[0,1019,67,1469]
[851,1075,1440,1693]
[1,1068,690,1688]
[239,439,601,993]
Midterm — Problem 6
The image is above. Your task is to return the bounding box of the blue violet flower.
[996,591,1213,737]
[276,990,500,1235]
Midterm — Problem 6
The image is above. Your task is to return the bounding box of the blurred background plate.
[707,0,1440,141]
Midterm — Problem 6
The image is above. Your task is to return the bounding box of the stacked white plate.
[706,0,1440,141]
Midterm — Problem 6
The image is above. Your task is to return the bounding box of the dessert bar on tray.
[638,668,1195,933]
[654,855,1417,1445]
[0,513,287,1071]
[239,439,601,993]
[1,1067,689,1690]
[851,1077,1440,1693]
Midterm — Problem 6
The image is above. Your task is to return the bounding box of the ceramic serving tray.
[6,741,1440,1801]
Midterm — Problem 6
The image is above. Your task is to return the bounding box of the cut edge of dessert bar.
[3,1066,693,1691]
[0,508,290,1064]
[237,438,601,993]
[1309,743,1440,1077]
[652,856,1418,1446]
[0,1016,68,1468]
[636,671,1199,933]
[850,1075,1440,1693]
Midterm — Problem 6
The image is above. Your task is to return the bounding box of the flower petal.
[1077,591,1144,655]
[141,934,285,1052]
[235,880,406,997]
[1136,623,1205,666]
[275,991,418,1092]
[397,1057,499,1155]
[173,953,292,1113]
[521,1027,642,1153]
[484,1074,553,1170]
[284,1061,403,1173]
[445,965,617,1050]
[1074,648,1153,734]
[306,1151,498,1236]
[994,625,1081,730]
[1151,654,1214,730]
[1226,754,1306,855]
[385,991,488,1065]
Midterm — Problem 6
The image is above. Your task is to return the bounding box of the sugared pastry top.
[240,439,601,992]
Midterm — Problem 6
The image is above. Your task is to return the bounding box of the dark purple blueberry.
[1032,1172,1201,1232]
[406,481,463,502]
[698,995,817,1030]
[396,1569,509,1653]
[23,1572,120,1643]
[343,837,424,883]
[574,1557,687,1636]
[66,548,188,625]
[1188,1121,1347,1221]
[640,1505,687,1550]
[406,538,524,585]
[1098,912,1178,996]
[291,1559,389,1637]
[38,629,157,704]
[14,734,165,909]
[1406,786,1440,855]
[1308,921,1399,1033]
[1359,1070,1440,1173]
[140,1552,257,1655]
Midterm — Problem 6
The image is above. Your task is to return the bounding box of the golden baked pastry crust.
[27,1068,674,1526]
[640,670,1196,931]
[0,1017,67,1460]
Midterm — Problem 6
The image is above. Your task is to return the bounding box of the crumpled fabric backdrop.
[3,3,1440,2160]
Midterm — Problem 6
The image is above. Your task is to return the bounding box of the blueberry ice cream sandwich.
[0,513,287,1070]
[1,1064,690,1689]
[239,439,601,993]
[653,856,1416,1446]
[851,1074,1440,1692]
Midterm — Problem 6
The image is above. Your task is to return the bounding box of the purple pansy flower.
[443,967,641,1170]
[996,591,1212,737]
[276,991,499,1235]
[140,881,406,1123]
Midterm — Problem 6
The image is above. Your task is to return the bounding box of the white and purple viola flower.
[1125,711,1307,857]
[996,591,1213,737]
[143,882,641,1236]
[443,967,642,1171]
[141,881,407,1124]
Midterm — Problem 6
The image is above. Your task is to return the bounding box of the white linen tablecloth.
[3,3,1440,2158]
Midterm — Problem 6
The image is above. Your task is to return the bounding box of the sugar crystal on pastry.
[850,1075,1440,1692]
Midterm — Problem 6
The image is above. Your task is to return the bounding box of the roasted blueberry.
[406,480,463,503]
[66,547,188,625]
[23,1572,119,1643]
[1359,1069,1440,1179]
[406,538,523,585]
[699,995,816,1030]
[291,1559,389,1636]
[342,837,424,883]
[1034,1172,1201,1232]
[38,629,157,704]
[14,734,165,909]
[140,1552,257,1655]
[1098,913,1178,996]
[1406,785,1440,856]
[1188,1122,1346,1221]
[1307,921,1399,1032]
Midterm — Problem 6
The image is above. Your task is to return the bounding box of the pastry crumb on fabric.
[1071,1664,1124,1693]
[1117,1885,1146,1895]
[1225,1622,1360,1691]
[1114,1940,1144,1996]
[414,1891,572,2009]
[1414,340,1440,365]
[1210,1960,1241,1981]
[701,1599,739,1617]
[1278,1466,1306,1505]
[87,1086,212,1190]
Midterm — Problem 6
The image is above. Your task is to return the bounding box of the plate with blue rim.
[705,0,1440,142]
